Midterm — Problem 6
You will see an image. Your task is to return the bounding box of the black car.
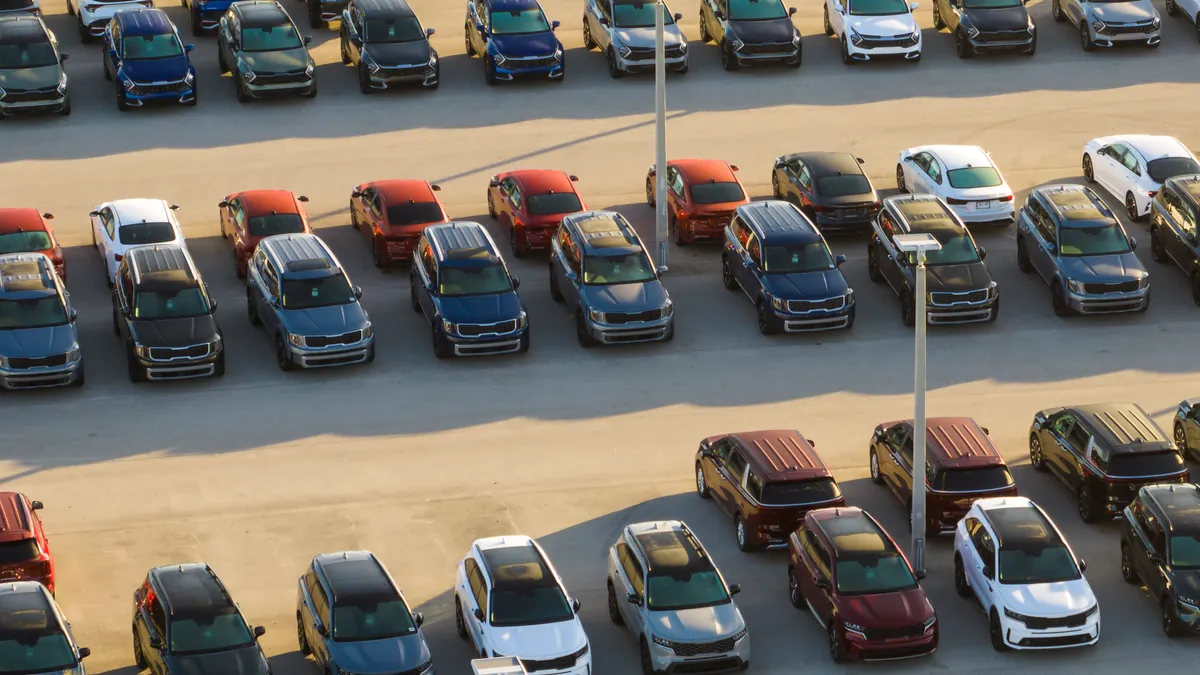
[1174,399,1200,463]
[932,0,1035,57]
[132,563,270,675]
[699,0,801,70]
[1120,483,1200,636]
[1029,403,1190,523]
[867,194,999,325]
[216,0,316,102]
[339,0,438,94]
[0,15,70,117]
[1150,174,1200,305]
[771,151,880,234]
[112,244,225,382]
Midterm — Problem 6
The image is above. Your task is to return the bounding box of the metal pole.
[654,0,668,269]
[912,252,928,576]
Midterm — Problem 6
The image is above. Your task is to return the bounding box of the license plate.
[977,201,991,210]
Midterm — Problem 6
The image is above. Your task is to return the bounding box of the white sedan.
[89,198,186,284]
[67,0,151,42]
[1082,134,1200,222]
[896,144,1015,225]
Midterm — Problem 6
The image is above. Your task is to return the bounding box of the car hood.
[166,646,270,675]
[925,262,992,292]
[488,31,558,57]
[837,587,934,628]
[1092,1,1156,22]
[437,291,524,325]
[998,579,1096,615]
[131,315,218,347]
[328,633,430,674]
[761,268,848,301]
[582,280,667,314]
[241,48,309,74]
[964,5,1029,30]
[490,619,586,659]
[848,13,916,35]
[729,17,795,43]
[122,55,191,83]
[364,40,431,66]
[1173,571,1200,600]
[1058,252,1146,283]
[281,302,369,335]
[615,23,685,48]
[648,603,743,643]
[0,324,76,358]
[0,64,61,91]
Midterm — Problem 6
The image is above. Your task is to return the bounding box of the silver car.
[606,521,750,673]
[1052,0,1161,50]
[583,0,688,78]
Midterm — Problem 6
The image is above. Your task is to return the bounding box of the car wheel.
[296,614,311,655]
[789,49,802,67]
[371,242,386,269]
[901,291,915,327]
[721,41,738,70]
[1052,281,1070,317]
[788,566,804,608]
[112,307,121,337]
[67,0,75,15]
[77,18,93,43]
[1176,421,1192,457]
[1151,225,1168,262]
[695,463,710,498]
[218,48,229,74]
[1082,153,1095,182]
[827,621,844,663]
[103,58,112,81]
[823,5,834,35]
[840,37,854,65]
[276,335,295,371]
[1078,482,1099,523]
[895,164,907,192]
[510,226,526,258]
[699,11,710,41]
[358,64,373,94]
[933,2,945,29]
[606,581,625,625]
[1080,23,1094,51]
[1029,434,1046,471]
[867,244,884,282]
[454,597,469,638]
[989,609,1009,651]
[464,24,476,56]
[1163,596,1183,637]
[670,212,687,246]
[247,291,262,326]
[235,77,250,103]
[1052,0,1066,21]
[1121,543,1139,584]
[126,346,145,383]
[646,177,656,207]
[1195,13,1200,44]
[1126,192,1143,222]
[576,312,595,348]
[869,447,883,484]
[1025,34,1037,55]
[340,37,351,64]
[213,350,226,377]
[721,255,739,291]
[410,277,423,313]
[955,29,973,58]
[757,300,778,335]
[484,58,498,86]
[1166,0,1178,14]
[639,638,659,675]
[115,83,130,112]
[486,190,497,219]
[432,326,451,359]
[133,631,149,670]
[954,555,972,597]
[1016,237,1033,273]
[607,48,624,78]
[735,515,756,552]
[583,20,595,49]
[549,265,564,302]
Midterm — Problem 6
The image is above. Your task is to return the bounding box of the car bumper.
[382,237,421,263]
[492,60,564,81]
[244,78,315,98]
[1090,28,1160,47]
[811,212,875,233]
[193,5,231,30]
[617,53,689,73]
[1000,613,1100,650]
[1066,288,1148,315]
[679,217,732,241]
[951,204,1015,225]
[0,359,82,390]
[124,86,196,106]
[315,0,347,22]
[444,326,528,357]
[515,226,556,251]
[367,65,439,89]
[770,301,855,333]
[1174,601,1200,632]
[925,296,998,325]
[136,348,221,381]
[585,315,673,345]
[844,629,937,661]
[0,93,67,115]
[650,635,750,673]
[969,34,1035,52]
[845,40,920,61]
[283,337,374,368]
[732,46,801,65]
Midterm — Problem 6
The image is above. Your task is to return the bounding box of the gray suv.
[247,233,375,370]
[606,521,750,674]
[583,0,689,78]
[0,253,83,389]
[1053,0,1161,50]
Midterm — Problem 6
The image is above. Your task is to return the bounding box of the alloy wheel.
[828,622,843,662]
[1126,193,1139,222]
[607,583,624,625]
[1083,154,1094,182]
[896,165,906,192]
[823,5,833,35]
[788,567,802,607]
[1052,0,1064,20]
[736,518,746,549]
[1080,23,1093,51]
[1029,436,1045,470]
[990,611,1008,651]
[1163,596,1181,636]
[455,599,468,638]
[646,178,655,206]
[722,256,738,290]
[487,191,496,219]
[640,640,654,675]
[1177,423,1190,456]
[869,449,882,484]
[297,615,311,655]
[954,556,971,597]
[1166,0,1177,15]
[1078,484,1095,522]
[1151,226,1167,262]
[1121,544,1138,584]
[696,465,708,497]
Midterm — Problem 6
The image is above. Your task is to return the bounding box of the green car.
[216,0,316,102]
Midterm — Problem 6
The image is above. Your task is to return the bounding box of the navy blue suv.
[183,0,234,35]
[1016,183,1149,316]
[1150,174,1200,305]
[411,221,528,358]
[721,200,853,334]
[465,0,564,84]
[103,9,197,110]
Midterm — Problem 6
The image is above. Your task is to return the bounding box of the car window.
[311,577,331,627]
[803,530,832,580]
[1131,500,1152,537]
[1066,422,1091,453]
[878,210,898,240]
[489,8,551,35]
[926,157,942,184]
[0,32,58,69]
[102,210,116,239]
[848,0,911,14]
[709,438,732,463]
[747,234,761,266]
[899,431,914,467]
[1147,157,1200,184]
[727,449,748,480]
[122,33,183,60]
[465,559,488,615]
[582,250,656,285]
[241,22,303,51]
[474,0,488,28]
[262,260,280,298]
[745,469,764,502]
[797,163,812,190]
[1034,200,1057,245]
[727,0,788,19]
[119,222,175,246]
[281,273,355,309]
[730,217,752,248]
[1120,149,1140,175]
[1051,413,1074,439]
[363,17,425,43]
[617,542,645,596]
[148,593,167,637]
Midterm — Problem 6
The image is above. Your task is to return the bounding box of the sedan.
[1083,134,1200,222]
[897,144,1015,226]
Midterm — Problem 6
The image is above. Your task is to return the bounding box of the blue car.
[410,221,530,358]
[183,0,233,35]
[0,253,83,390]
[722,200,854,334]
[102,9,197,110]
[464,0,564,84]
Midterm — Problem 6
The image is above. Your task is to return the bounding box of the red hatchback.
[646,159,750,245]
[0,492,55,596]
[218,190,312,278]
[350,180,447,268]
[788,507,937,663]
[487,170,586,257]
[0,209,64,281]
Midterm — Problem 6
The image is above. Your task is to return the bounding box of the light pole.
[893,232,942,576]
[654,0,668,270]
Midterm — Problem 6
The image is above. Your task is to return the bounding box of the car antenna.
[271,210,277,215]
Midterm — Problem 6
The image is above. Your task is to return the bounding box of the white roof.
[626,520,685,536]
[0,580,50,596]
[473,535,535,552]
[109,199,171,227]
[1098,135,1191,161]
[916,145,992,170]
[973,496,1034,512]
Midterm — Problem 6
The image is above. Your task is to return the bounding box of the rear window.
[248,213,305,237]
[760,478,841,505]
[0,538,40,565]
[815,174,872,197]
[119,222,175,246]
[689,182,745,205]
[1108,451,1186,478]
[0,231,53,254]
[932,466,1014,493]
[386,202,444,226]
[526,193,582,216]
[946,167,1002,189]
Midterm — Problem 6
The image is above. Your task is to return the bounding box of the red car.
[218,190,312,278]
[646,159,750,245]
[350,180,447,268]
[0,492,55,596]
[788,507,937,663]
[487,170,585,257]
[0,209,64,281]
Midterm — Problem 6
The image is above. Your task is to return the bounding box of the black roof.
[1036,185,1115,226]
[0,585,55,623]
[987,503,1064,550]
[479,543,557,590]
[353,0,416,18]
[736,201,819,245]
[0,15,49,42]
[633,528,714,576]
[318,556,399,606]
[129,246,199,291]
[152,565,234,619]
[1167,174,1200,208]
[815,511,900,559]
[235,1,292,26]
[1071,403,1172,452]
[1142,484,1200,532]
[781,152,865,179]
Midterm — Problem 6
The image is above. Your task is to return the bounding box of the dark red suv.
[0,492,55,595]
[788,507,937,662]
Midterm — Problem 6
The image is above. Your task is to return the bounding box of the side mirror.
[674,12,683,20]
[1186,232,1197,244]
[571,598,581,612]
[599,16,610,26]
[349,191,361,199]
[774,159,785,169]
[414,612,424,627]
[107,49,117,58]
[569,175,580,182]
[303,35,313,45]
[252,626,266,638]
[60,52,70,61]
[89,210,99,217]
[353,286,363,299]
[510,275,520,289]
[788,6,797,15]
[909,0,919,8]
[209,299,218,311]
[835,254,847,267]
[184,43,194,52]
[148,637,163,650]
[315,624,327,637]
[298,195,310,202]
[981,426,990,435]
[1129,236,1138,250]
[657,265,668,275]
[551,20,560,30]
[1047,243,1057,255]
[68,309,78,322]
[713,10,724,20]
[218,200,229,208]
[30,501,43,510]
[626,592,642,606]
[475,23,486,33]
[78,647,91,659]
[978,246,987,260]
[730,165,740,172]
[472,607,484,621]
[426,27,435,36]
[565,270,578,283]
[271,297,282,309]
[169,204,180,211]
[856,157,865,164]
[728,584,742,595]
[915,569,928,580]
[903,155,914,162]
[814,578,830,590]
[810,439,817,447]
[489,178,500,188]
[982,565,994,580]
[431,184,442,191]
[1078,559,1088,572]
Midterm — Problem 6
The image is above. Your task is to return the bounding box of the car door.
[1094,144,1126,196]
[665,166,683,217]
[1142,509,1170,597]
[1065,0,1086,26]
[1060,420,1094,492]
[878,425,905,495]
[114,262,134,344]
[1127,502,1160,594]
[308,577,333,667]
[1168,192,1198,270]
[827,0,846,36]
[704,438,735,514]
[415,241,437,323]
[591,0,613,51]
[104,22,121,76]
[218,11,236,64]
[891,428,916,507]
[1043,413,1076,483]
[906,153,931,194]
[741,234,765,297]
[924,153,949,200]
[615,542,646,631]
[1116,147,1146,202]
[469,0,489,55]
[464,560,489,654]
[142,587,169,675]
[561,230,584,310]
[720,449,750,518]
[806,532,837,627]
[1029,199,1059,283]
[966,519,998,608]
[877,214,907,295]
[100,208,119,279]
[939,0,961,30]
[229,198,250,262]
[345,6,365,64]
[259,258,284,333]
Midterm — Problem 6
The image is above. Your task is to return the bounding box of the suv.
[1053,0,1161,51]
[788,507,936,662]
[932,0,1035,57]
[0,208,65,281]
[953,497,1098,651]
[606,521,749,673]
[722,200,854,333]
[132,563,270,675]
[549,210,673,346]
[700,0,801,70]
[0,492,54,594]
[183,0,233,35]
[1120,484,1200,636]
[248,233,374,370]
[647,158,749,245]
[1016,184,1149,316]
[1150,174,1200,304]
[411,221,529,358]
[1175,398,1200,463]
[1029,403,1189,522]
[869,417,1017,534]
[0,582,90,674]
[695,429,845,551]
[297,551,435,674]
[218,189,312,278]
[340,0,439,93]
[0,253,83,390]
[584,0,689,77]
[104,9,197,111]
[217,1,316,102]
[824,0,922,64]
[771,151,879,234]
[867,194,998,325]
[351,179,447,268]
[487,169,587,257]
[465,0,565,85]
[114,245,225,382]
[0,15,70,117]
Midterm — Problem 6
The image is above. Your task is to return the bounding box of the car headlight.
[922,615,937,631]
[618,43,632,57]
[988,280,999,297]
[360,51,379,73]
[441,318,455,335]
[1027,15,1036,32]
[489,44,507,65]
[135,345,152,359]
[0,85,6,101]
[967,25,980,38]
[287,333,306,348]
[184,71,194,85]
[1092,20,1106,33]
[1003,608,1032,624]
[418,661,435,675]
[428,53,438,67]
[731,627,748,642]
[67,345,81,362]
[849,29,864,46]
[208,334,222,350]
[588,308,605,323]
[305,62,315,76]
[57,73,68,93]
[554,45,563,61]
[516,310,528,329]
[0,355,7,368]
[237,59,256,83]
[651,635,675,650]
[844,288,855,304]
[335,668,354,675]
[678,40,688,53]
[660,300,673,318]
[1138,276,1151,290]
[1152,15,1161,28]
[1178,596,1198,609]
[568,643,589,661]
[362,322,373,339]
[1066,278,1085,294]
[842,621,866,635]
[769,296,785,311]
[728,34,744,49]
[1084,603,1100,617]
[119,71,136,91]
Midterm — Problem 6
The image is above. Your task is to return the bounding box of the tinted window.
[760,478,841,505]
[0,33,57,69]
[847,0,910,14]
[728,0,788,19]
[386,203,444,226]
[816,174,871,197]
[613,0,676,27]
[0,297,68,330]
[1147,157,1200,184]
[0,596,75,674]
[248,214,305,237]
[0,231,53,254]
[489,583,573,627]
[947,167,1003,189]
[119,222,175,246]
[1058,224,1131,256]
[169,612,254,654]
[932,466,1014,492]
[280,274,355,309]
[241,24,303,51]
[646,568,730,611]
[1107,451,1185,478]
[1170,534,1200,570]
[332,598,415,641]
[527,193,583,216]
[363,17,424,43]
[489,9,550,34]
[689,182,745,205]
[997,545,1080,585]
[583,252,656,285]
[439,264,513,297]
[0,538,40,564]
[122,33,183,60]
[762,242,835,274]
[133,288,208,320]
[835,553,917,595]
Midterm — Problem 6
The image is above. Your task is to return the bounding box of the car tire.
[358,65,373,94]
[606,581,625,625]
[1051,0,1066,21]
[646,177,655,207]
[67,0,75,15]
[954,555,972,597]
[895,164,907,192]
[247,292,262,327]
[1151,225,1168,262]
[410,278,423,313]
[901,291,915,327]
[788,566,804,609]
[112,307,121,337]
[103,58,112,81]
[989,609,1009,651]
[340,37,351,64]
[1052,281,1070,317]
[771,172,782,199]
[1078,482,1100,523]
[218,49,229,74]
[639,638,660,675]
[721,255,739,291]
[757,300,779,335]
[235,77,250,103]
[1016,237,1033,273]
[1175,421,1192,459]
[789,49,801,68]
[1121,543,1139,584]
[302,77,317,98]
[213,351,226,377]
[1126,192,1143,222]
[276,335,295,371]
[133,631,149,670]
[510,226,527,258]
[464,24,476,56]
[549,266,564,302]
[1025,34,1037,55]
[823,5,834,36]
[840,37,854,65]
[933,2,945,29]
[1195,13,1200,44]
[1166,0,1178,14]
[576,312,595,348]
[670,212,687,246]
[115,83,130,112]
[735,515,752,551]
[695,463,710,498]
[487,190,498,219]
[869,447,883,484]
[59,95,71,116]
[484,59,498,86]
[1080,23,1094,51]
[867,243,884,282]
[955,29,973,58]
[432,327,451,359]
[296,614,311,656]
[454,597,469,639]
[1029,434,1047,471]
[1163,596,1183,637]
[583,20,596,49]
[721,41,739,71]
[827,621,844,663]
[78,19,94,43]
[607,48,624,78]
[1082,153,1095,182]
[126,346,145,383]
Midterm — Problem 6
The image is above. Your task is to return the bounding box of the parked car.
[771,151,879,234]
[1016,183,1149,316]
[699,0,802,69]
[218,189,311,278]
[932,0,1036,57]
[1052,0,1161,51]
[304,0,343,29]
[296,551,435,674]
[487,169,586,257]
[896,145,1015,226]
[722,200,855,333]
[132,563,271,675]
[953,497,1099,651]
[1029,403,1189,522]
[824,0,922,64]
[868,417,1017,534]
[1174,398,1200,462]
[217,0,316,102]
[646,158,749,245]
[1163,0,1200,36]
[1120,484,1200,636]
[0,492,54,593]
[1150,174,1200,303]
[103,9,197,110]
[867,194,999,325]
[1082,135,1199,221]
[67,0,147,43]
[0,15,70,117]
[0,253,83,389]
[0,208,64,280]
[351,179,446,267]
[0,582,90,674]
[696,429,844,551]
[0,0,40,15]
[465,0,564,85]
[454,536,590,674]
[183,0,232,35]
[113,245,225,382]
[549,210,673,346]
[89,198,186,285]
[340,0,439,93]
[584,0,688,77]
[606,521,750,673]
[247,233,375,370]
[411,221,529,358]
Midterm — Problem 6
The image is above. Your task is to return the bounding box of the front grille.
[930,289,989,305]
[787,296,845,313]
[305,330,362,348]
[378,64,427,77]
[1083,280,1139,294]
[1018,611,1090,630]
[670,636,736,657]
[8,354,68,369]
[133,79,187,94]
[1106,21,1155,34]
[2,87,59,103]
[148,344,209,361]
[626,45,686,59]
[862,623,926,641]
[457,320,518,337]
[520,654,577,672]
[976,29,1031,42]
[1017,633,1094,647]
[671,658,742,673]
[255,71,310,85]
[506,54,558,68]
[606,309,662,324]
[738,41,795,54]
[859,34,917,48]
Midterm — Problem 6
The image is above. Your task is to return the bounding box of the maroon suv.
[0,492,55,595]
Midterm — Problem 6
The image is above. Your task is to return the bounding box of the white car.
[67,0,151,43]
[89,198,186,284]
[824,0,922,64]
[953,497,1100,652]
[896,145,1015,226]
[454,535,591,674]
[1082,134,1200,222]
[1164,0,1200,35]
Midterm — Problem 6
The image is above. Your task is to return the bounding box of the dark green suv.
[1120,483,1200,636]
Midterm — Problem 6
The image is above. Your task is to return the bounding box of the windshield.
[387,203,444,226]
[332,599,415,641]
[847,0,911,15]
[728,0,788,20]
[363,17,425,43]
[760,478,841,505]
[1058,224,1131,256]
[763,242,835,274]
[903,230,980,266]
[1147,157,1200,184]
[281,274,355,309]
[690,182,745,205]
[835,553,917,595]
[1108,451,1185,478]
[0,538,40,564]
[489,585,573,627]
[248,213,305,237]
[1170,535,1200,570]
[646,569,730,611]
[583,251,657,285]
[998,545,1080,585]
[133,288,208,320]
[933,466,1014,492]
[439,264,513,297]
[169,612,253,655]
[527,193,582,216]
[816,174,872,197]
[118,222,175,246]
[0,37,57,69]
[241,24,303,51]
[0,297,68,330]
[613,0,676,27]
[489,9,551,35]
[0,611,75,675]
[947,167,1003,189]
[0,231,53,254]
[122,33,183,60]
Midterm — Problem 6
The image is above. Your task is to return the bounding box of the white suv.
[953,497,1100,651]
[454,535,591,674]
[824,0,922,64]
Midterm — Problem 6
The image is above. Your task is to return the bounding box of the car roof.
[114,8,174,34]
[150,563,233,618]
[425,221,500,264]
[0,15,49,42]
[237,190,301,217]
[0,493,34,543]
[313,551,399,604]
[477,540,556,585]
[234,0,292,25]
[626,522,713,575]
[0,209,48,235]
[810,509,899,559]
[1141,484,1200,531]
[0,254,57,300]
[723,430,830,482]
[369,179,436,205]
[566,211,641,254]
[1070,403,1171,452]
[885,418,1003,469]
[490,0,541,12]
[1166,174,1200,207]
[735,200,820,245]
[886,194,962,234]
[779,152,864,178]
[914,145,991,170]
[1035,184,1115,226]
[1103,135,1191,161]
[670,159,736,185]
[128,245,198,290]
[109,199,171,227]
[505,170,577,195]
[261,233,336,274]
[353,0,416,18]
[0,582,63,634]
[977,499,1063,549]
